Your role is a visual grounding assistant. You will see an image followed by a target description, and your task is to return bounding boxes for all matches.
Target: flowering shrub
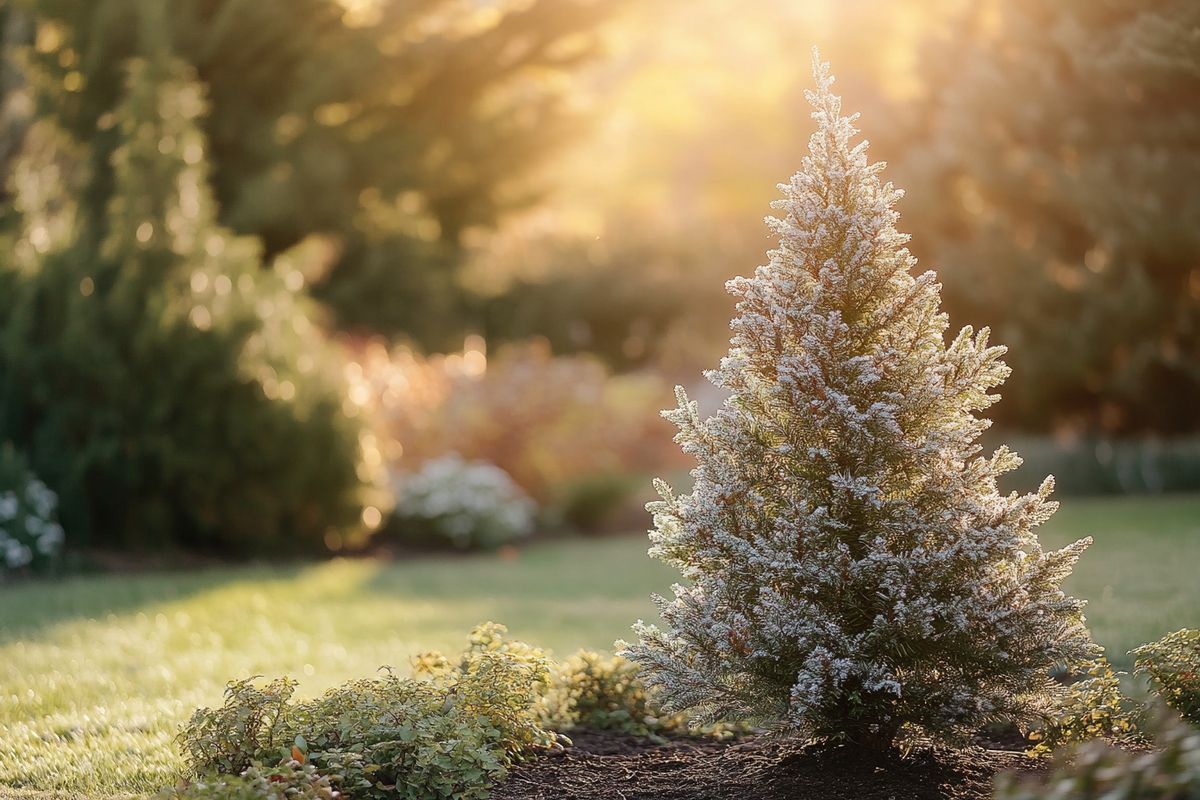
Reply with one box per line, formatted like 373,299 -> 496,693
179,623 -> 558,800
1026,658 -> 1138,756
344,337 -> 681,526
1133,629 -> 1200,726
0,445 -> 65,576
996,712 -> 1200,800
392,455 -> 535,549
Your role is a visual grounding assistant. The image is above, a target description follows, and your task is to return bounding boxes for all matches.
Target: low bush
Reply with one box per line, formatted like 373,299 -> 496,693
541,652 -> 740,740
180,677 -> 297,776
179,623 -> 558,800
995,712 -> 1200,800
542,652 -> 673,736
1133,630 -> 1200,726
0,444 -> 65,577
391,455 -> 536,549
554,473 -> 644,534
159,760 -> 338,800
1026,658 -> 1139,756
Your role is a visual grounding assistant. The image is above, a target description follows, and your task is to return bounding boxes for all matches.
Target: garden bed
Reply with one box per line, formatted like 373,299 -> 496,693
495,731 -> 1042,800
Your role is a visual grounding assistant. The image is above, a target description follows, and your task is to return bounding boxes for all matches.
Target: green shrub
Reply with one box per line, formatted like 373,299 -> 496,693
995,712 -> 1200,800
0,444 -> 65,577
179,677 -> 297,776
159,760 -> 338,800
555,473 -> 641,534
1133,630 -> 1200,726
542,652 -> 682,737
283,672 -> 506,800
179,623 -> 558,800
0,55 -> 369,555
1026,658 -> 1138,756
408,622 -> 559,758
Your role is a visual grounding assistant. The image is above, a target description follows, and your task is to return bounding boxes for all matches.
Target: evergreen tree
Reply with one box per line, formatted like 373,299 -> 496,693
903,0 -> 1200,434
0,26 -> 367,552
621,54 -> 1096,749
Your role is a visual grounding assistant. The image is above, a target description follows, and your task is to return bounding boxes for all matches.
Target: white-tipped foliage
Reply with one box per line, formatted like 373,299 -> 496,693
621,53 -> 1096,748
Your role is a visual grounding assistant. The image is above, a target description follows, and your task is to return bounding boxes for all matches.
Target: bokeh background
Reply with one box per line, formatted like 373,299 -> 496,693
3,0 -> 1198,566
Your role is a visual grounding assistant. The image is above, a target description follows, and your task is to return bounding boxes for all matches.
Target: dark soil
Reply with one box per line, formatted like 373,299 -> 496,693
494,730 -> 1043,800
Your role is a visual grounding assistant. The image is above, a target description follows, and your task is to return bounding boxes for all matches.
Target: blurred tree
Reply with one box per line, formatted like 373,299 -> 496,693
15,0 -> 623,347
0,14 -> 369,553
905,0 -> 1200,434
473,229 -> 699,371
0,4 -> 34,214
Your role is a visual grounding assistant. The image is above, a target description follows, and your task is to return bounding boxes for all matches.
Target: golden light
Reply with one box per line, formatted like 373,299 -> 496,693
361,505 -> 383,529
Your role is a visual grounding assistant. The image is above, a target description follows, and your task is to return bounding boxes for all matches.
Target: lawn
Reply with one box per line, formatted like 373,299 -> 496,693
1,493 -> 1198,800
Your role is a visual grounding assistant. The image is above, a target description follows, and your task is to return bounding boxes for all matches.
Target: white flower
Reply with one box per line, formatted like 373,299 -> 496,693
0,470 -> 65,573
393,455 -> 535,548
4,540 -> 32,569
37,523 -> 65,555
0,492 -> 17,522
25,480 -> 57,519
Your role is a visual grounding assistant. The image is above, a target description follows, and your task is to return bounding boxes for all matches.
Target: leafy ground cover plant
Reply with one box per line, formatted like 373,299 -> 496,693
180,677 -> 297,776
621,51 -> 1096,750
1026,658 -> 1138,756
1133,629 -> 1200,727
178,624 -> 557,800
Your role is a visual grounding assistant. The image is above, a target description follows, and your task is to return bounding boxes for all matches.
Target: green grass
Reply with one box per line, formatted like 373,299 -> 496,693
2,494 -> 1198,800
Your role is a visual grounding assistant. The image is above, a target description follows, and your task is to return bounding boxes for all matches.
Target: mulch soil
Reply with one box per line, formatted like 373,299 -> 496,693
494,730 -> 1043,800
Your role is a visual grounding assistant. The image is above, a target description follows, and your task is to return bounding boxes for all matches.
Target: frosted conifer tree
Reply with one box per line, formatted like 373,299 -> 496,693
621,52 -> 1097,750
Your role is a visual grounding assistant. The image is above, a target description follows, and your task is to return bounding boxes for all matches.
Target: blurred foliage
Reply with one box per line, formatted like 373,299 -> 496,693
467,0 -> 1200,438
996,436 -> 1200,496
555,472 -> 642,534
180,623 -> 558,800
0,41 -> 368,553
1133,630 -> 1200,727
13,0 -> 626,347
5,0 -> 1194,445
468,218 -> 712,372
347,337 -> 683,511
996,710 -> 1200,800
905,0 -> 1200,434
